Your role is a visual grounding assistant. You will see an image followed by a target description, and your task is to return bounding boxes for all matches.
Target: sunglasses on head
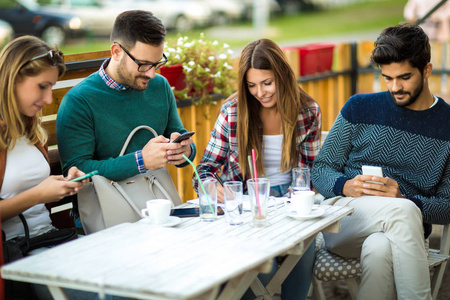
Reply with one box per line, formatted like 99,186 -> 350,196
28,50 -> 64,66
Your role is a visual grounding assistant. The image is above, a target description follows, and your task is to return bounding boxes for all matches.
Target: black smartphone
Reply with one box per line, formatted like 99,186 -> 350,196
171,131 -> 195,143
171,207 -> 199,217
170,207 -> 224,217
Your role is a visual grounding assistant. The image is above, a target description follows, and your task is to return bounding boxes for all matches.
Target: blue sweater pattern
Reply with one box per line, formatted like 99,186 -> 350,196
312,91 -> 450,228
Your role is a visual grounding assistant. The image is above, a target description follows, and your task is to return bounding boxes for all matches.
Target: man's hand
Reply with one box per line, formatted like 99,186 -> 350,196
141,134 -> 193,170
342,175 -> 404,198
141,135 -> 172,170
167,132 -> 193,165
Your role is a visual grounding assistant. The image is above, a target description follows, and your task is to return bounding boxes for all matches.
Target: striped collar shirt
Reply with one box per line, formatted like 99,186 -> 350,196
98,58 -> 129,91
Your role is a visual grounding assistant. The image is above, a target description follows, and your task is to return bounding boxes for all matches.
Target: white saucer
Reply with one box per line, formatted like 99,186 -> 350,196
140,216 -> 181,227
286,207 -> 325,220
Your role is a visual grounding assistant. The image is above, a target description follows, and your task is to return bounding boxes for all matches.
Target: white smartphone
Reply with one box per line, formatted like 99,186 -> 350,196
362,165 -> 383,185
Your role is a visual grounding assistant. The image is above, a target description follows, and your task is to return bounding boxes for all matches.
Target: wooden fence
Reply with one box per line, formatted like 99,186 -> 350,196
46,41 -> 450,201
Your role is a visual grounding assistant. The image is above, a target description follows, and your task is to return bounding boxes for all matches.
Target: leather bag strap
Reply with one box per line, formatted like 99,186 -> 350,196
147,175 -> 172,200
110,182 -> 142,215
119,126 -> 158,157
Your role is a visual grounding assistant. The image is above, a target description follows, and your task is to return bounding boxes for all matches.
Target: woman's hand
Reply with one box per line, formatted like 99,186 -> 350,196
33,175 -> 84,204
0,167 -> 86,221
65,166 -> 89,183
217,184 -> 224,203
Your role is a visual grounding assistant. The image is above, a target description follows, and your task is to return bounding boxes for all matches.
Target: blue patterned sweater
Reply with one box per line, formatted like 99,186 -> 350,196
312,91 -> 450,236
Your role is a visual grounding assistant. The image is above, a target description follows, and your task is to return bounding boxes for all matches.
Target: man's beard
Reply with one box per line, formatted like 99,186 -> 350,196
117,59 -> 150,91
390,80 -> 423,108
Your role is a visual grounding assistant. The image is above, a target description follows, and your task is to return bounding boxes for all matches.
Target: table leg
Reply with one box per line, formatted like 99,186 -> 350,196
252,235 -> 316,298
47,285 -> 69,300
218,270 -> 259,300
250,278 -> 273,300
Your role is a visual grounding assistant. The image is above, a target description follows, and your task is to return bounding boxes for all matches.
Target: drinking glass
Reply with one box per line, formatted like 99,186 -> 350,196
198,178 -> 217,222
247,178 -> 277,227
223,181 -> 244,225
292,167 -> 311,192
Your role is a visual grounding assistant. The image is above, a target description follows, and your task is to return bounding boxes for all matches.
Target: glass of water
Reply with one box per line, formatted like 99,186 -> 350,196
223,181 -> 244,225
292,167 -> 311,192
198,178 -> 218,222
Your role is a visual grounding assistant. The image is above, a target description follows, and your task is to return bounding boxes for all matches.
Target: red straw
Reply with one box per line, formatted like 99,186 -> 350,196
251,149 -> 262,217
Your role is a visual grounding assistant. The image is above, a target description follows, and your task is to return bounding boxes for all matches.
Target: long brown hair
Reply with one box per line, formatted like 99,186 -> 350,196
0,36 -> 65,151
236,39 -> 314,178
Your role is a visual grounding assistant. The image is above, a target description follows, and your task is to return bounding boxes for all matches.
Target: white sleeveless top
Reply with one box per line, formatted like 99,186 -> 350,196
1,137 -> 53,240
262,135 -> 292,186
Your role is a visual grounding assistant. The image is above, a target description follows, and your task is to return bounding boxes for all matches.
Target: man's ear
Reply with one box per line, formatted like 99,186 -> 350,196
423,62 -> 433,79
111,43 -> 122,61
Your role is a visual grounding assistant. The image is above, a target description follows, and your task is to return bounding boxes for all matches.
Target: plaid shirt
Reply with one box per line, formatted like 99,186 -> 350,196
98,58 -> 129,91
194,97 -> 322,192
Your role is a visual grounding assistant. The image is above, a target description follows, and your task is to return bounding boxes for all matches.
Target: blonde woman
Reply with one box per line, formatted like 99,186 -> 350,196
0,36 -> 91,299
195,38 -> 322,300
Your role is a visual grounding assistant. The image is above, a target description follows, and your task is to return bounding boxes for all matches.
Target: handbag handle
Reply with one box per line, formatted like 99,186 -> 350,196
119,126 -> 158,157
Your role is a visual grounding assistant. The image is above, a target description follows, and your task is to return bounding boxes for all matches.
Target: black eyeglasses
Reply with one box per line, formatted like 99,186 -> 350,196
28,50 -> 64,66
115,43 -> 168,72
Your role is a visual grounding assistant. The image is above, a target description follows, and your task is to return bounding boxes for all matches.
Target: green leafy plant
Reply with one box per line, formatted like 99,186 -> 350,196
164,33 -> 236,104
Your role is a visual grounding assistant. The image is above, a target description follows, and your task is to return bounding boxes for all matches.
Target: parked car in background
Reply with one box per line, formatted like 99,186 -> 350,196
103,0 -> 211,32
241,0 -> 281,20
0,19 -> 13,48
200,0 -> 246,26
37,0 -> 124,37
0,0 -> 85,45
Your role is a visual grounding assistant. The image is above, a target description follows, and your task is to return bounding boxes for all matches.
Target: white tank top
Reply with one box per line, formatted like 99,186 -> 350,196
262,135 -> 292,186
1,137 -> 53,240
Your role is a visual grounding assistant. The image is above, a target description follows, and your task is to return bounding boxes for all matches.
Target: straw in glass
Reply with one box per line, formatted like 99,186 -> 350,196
251,149 -> 262,217
247,155 -> 255,180
182,154 -> 214,214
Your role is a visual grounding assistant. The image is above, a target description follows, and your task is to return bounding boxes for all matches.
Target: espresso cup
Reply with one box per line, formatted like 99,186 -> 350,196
289,190 -> 315,215
141,199 -> 172,225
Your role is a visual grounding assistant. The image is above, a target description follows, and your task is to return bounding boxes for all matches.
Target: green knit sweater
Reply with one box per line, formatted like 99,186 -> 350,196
56,72 -> 196,181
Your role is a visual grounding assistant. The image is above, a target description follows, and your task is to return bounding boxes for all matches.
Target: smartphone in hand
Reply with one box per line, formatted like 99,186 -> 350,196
362,165 -> 383,185
171,131 -> 195,143
69,170 -> 98,182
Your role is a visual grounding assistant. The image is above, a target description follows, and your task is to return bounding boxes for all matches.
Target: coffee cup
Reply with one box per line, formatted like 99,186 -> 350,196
141,199 -> 172,225
289,190 -> 315,215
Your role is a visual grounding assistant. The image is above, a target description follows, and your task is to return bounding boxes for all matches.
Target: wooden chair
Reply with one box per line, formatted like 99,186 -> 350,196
312,224 -> 450,300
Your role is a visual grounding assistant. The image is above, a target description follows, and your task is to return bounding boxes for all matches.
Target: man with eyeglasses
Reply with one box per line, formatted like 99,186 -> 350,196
56,10 -> 196,221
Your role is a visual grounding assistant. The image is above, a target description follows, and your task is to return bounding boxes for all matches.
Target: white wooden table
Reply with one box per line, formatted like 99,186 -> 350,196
1,204 -> 353,300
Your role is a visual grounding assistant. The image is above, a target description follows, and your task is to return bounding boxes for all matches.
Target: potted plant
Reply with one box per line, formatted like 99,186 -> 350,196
161,33 -> 236,104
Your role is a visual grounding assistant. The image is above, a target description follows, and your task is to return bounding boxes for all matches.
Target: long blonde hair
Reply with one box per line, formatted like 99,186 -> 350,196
236,39 -> 315,178
0,36 -> 65,151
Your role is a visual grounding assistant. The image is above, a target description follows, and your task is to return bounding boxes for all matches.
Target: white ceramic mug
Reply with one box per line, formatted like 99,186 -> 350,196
288,190 -> 315,215
141,199 -> 172,225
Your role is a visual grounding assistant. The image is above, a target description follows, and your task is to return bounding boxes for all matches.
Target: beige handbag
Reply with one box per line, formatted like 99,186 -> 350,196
77,126 -> 182,234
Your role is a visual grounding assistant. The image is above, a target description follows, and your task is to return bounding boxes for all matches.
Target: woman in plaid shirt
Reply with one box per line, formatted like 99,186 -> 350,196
194,39 -> 322,299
